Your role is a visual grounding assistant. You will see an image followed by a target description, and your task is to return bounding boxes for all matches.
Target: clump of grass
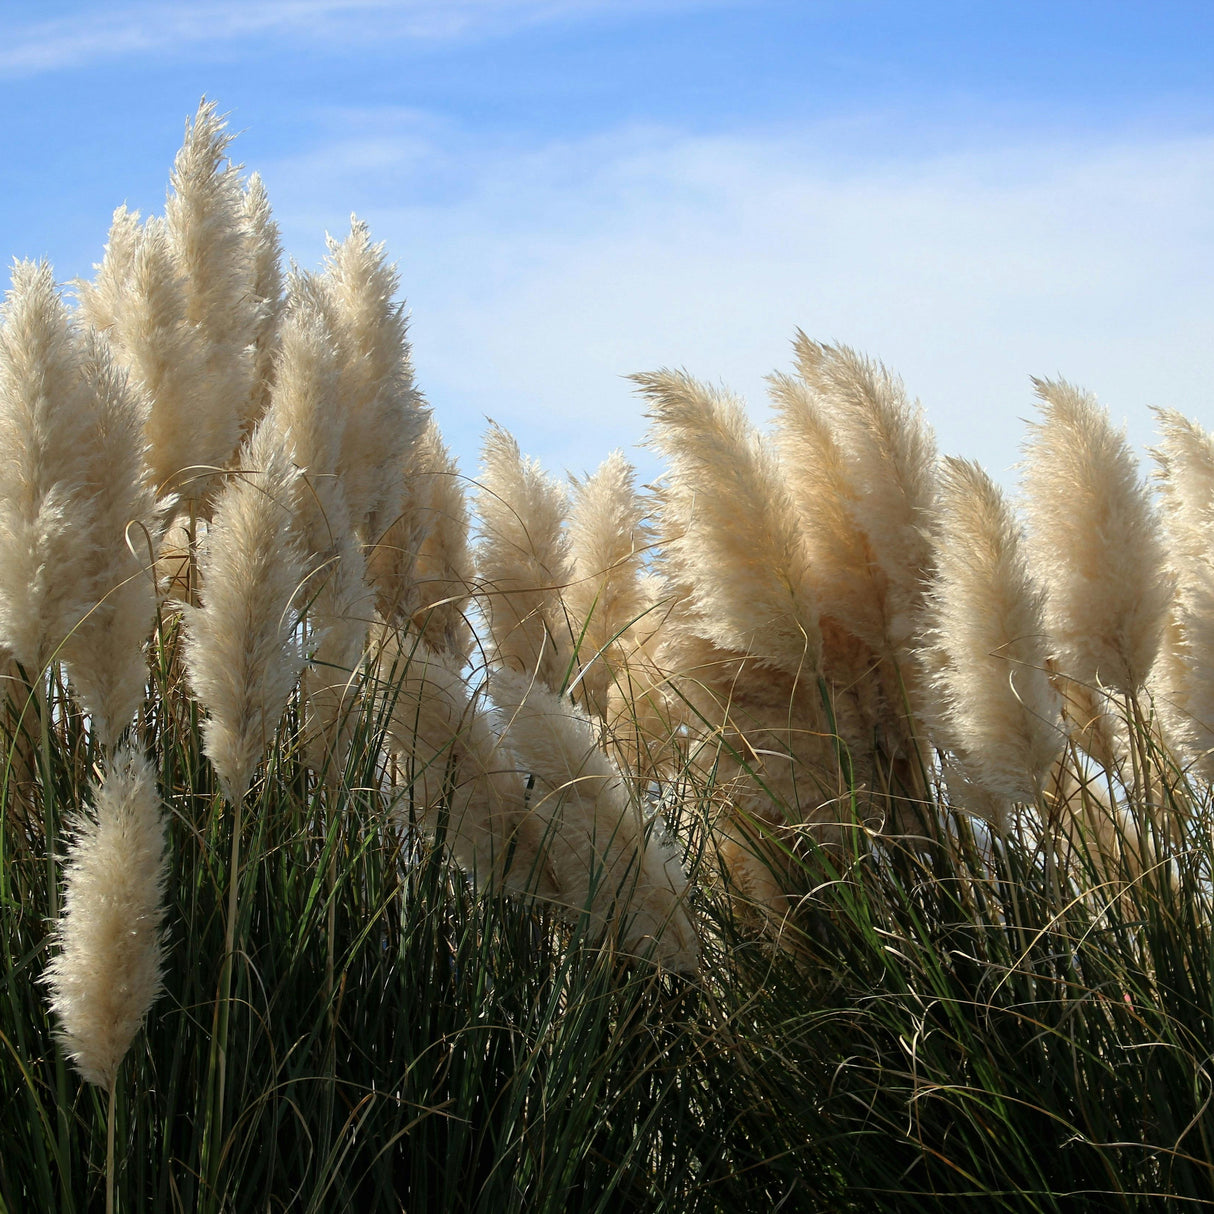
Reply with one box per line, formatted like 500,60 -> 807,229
5,98 -> 1214,1214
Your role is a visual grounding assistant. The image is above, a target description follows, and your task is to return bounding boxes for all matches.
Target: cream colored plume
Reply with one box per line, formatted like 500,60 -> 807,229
636,368 -> 821,680
790,335 -> 936,659
1021,378 -> 1172,695
0,262 -> 157,690
924,456 -> 1063,807
0,260 -> 96,672
492,669 -> 699,973
768,368 -> 888,655
77,214 -> 212,502
184,422 -> 308,800
565,451 -> 654,720
1153,407 -> 1214,566
1152,409 -> 1214,776
242,172 -> 285,431
261,294 -> 372,774
382,639 -> 557,897
164,100 -> 259,462
310,220 -> 428,542
44,747 -> 169,1091
476,423 -> 576,692
59,332 -> 160,747
368,417 -> 473,662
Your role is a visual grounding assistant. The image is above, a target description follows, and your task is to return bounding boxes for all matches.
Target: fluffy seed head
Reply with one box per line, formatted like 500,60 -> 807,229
476,423 -> 576,691
1021,378 -> 1172,694
44,747 -> 169,1091
637,368 -> 821,679
492,669 -> 698,972
925,456 -> 1064,803
184,421 -> 308,799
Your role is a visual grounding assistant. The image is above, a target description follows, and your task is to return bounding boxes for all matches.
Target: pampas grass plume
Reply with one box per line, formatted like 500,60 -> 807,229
1152,409 -> 1214,774
59,331 -> 160,747
44,747 -> 169,1091
1022,378 -> 1172,694
383,638 -> 558,897
636,368 -> 821,679
476,423 -> 575,691
184,421 -> 307,800
926,456 -> 1063,805
0,262 -> 118,673
565,451 -> 653,718
792,335 -> 936,656
492,668 -> 698,972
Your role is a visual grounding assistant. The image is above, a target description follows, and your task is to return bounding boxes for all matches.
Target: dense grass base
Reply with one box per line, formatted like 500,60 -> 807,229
4,653 -> 1214,1212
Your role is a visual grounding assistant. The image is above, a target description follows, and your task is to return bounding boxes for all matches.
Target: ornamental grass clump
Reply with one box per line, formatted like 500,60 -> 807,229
13,96 -> 1214,1214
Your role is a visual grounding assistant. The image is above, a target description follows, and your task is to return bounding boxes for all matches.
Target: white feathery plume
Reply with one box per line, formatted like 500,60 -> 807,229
163,100 -> 257,481
0,262 -> 114,674
924,456 -> 1064,807
476,423 -> 576,692
184,421 -> 307,800
313,220 -> 427,542
492,669 -> 699,973
368,417 -> 473,661
382,638 -> 558,898
635,368 -> 821,680
304,520 -> 375,777
791,335 -> 936,659
1153,408 -> 1214,567
44,746 -> 169,1091
768,367 -> 888,654
241,172 -> 284,433
59,331 -> 160,748
1021,377 -> 1172,695
565,451 -> 653,720
78,214 -> 212,502
74,206 -> 143,335
261,293 -> 372,774
1152,409 -> 1214,775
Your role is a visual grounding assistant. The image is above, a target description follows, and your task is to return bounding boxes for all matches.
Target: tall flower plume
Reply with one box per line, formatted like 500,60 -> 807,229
44,747 -> 169,1091
184,421 -> 307,800
1021,378 -> 1172,696
924,456 -> 1063,810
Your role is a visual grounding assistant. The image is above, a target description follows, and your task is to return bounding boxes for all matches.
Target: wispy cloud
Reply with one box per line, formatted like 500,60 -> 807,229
262,114 -> 1214,483
0,0 -> 721,76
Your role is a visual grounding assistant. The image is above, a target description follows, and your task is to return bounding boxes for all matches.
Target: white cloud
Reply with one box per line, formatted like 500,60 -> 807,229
264,117 -> 1214,485
0,0 -> 722,76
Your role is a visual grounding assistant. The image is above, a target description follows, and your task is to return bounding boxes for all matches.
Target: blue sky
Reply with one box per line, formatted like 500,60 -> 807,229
3,0 -> 1213,486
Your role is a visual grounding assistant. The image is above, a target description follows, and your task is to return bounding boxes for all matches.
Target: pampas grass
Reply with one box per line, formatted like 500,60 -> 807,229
1022,377 -> 1172,697
383,637 -> 558,898
1153,409 -> 1214,777
924,456 -> 1063,809
184,420 -> 307,801
16,98 -> 1214,1213
476,422 -> 576,691
565,450 -> 653,721
163,100 -> 258,476
58,331 -> 159,749
368,417 -> 474,661
77,213 -> 213,503
0,261 -> 108,675
636,368 -> 821,680
44,746 -> 168,1092
791,333 -> 937,661
491,668 -> 698,972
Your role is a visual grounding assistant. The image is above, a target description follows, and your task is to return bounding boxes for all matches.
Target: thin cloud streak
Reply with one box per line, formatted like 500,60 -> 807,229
0,0 -> 721,76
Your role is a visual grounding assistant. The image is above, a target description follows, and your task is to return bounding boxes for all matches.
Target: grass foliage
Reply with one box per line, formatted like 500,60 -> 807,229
6,640 -> 1214,1210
